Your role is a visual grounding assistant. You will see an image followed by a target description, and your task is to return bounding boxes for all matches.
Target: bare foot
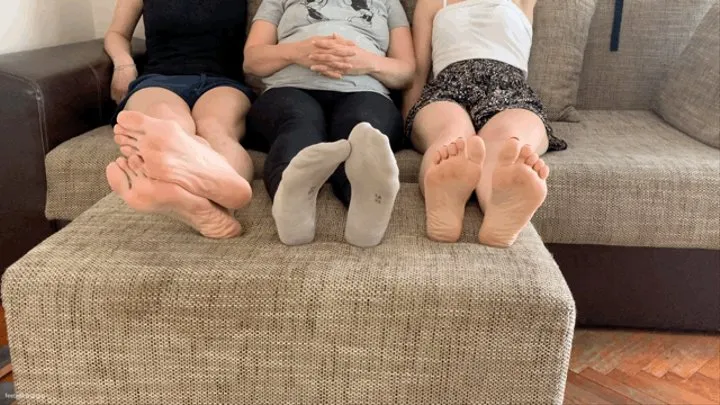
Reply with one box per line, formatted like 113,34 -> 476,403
115,111 -> 252,209
106,157 -> 242,239
113,123 -> 211,158
478,139 -> 548,247
424,136 -> 485,242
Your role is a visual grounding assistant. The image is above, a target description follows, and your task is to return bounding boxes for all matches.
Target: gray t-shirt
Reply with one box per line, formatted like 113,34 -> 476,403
254,0 -> 409,96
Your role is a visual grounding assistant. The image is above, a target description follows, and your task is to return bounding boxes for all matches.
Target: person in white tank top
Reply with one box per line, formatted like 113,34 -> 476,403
403,0 -> 566,247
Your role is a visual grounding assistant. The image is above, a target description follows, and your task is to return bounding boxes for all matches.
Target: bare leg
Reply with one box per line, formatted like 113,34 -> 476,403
191,87 -> 255,183
411,102 -> 483,242
475,109 -> 550,247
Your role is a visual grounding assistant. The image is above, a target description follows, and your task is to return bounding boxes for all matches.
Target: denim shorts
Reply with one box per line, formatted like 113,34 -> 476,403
112,73 -> 256,124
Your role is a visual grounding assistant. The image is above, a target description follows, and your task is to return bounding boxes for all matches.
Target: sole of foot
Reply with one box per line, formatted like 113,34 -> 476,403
478,138 -> 548,247
115,110 -> 252,210
113,123 -> 211,158
423,136 -> 486,242
106,156 -> 242,239
344,122 -> 400,248
272,140 -> 352,246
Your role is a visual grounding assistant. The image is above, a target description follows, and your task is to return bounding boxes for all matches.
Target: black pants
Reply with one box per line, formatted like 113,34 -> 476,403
247,88 -> 404,206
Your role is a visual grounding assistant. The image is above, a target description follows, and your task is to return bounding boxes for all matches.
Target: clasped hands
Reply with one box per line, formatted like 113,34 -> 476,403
298,33 -> 376,79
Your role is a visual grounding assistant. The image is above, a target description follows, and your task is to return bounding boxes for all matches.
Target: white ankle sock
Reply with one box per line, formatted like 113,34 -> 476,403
272,140 -> 351,245
344,123 -> 400,248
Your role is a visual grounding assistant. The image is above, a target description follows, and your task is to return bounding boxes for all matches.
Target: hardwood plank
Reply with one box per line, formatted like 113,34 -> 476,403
642,339 -> 689,378
617,333 -> 678,376
608,370 -> 717,405
0,372 -> 12,383
585,331 -> 640,374
698,355 -> 720,380
564,376 -> 614,405
566,371 -> 640,404
664,372 -> 720,404
668,335 -> 720,379
570,330 -> 619,373
580,368 -> 665,404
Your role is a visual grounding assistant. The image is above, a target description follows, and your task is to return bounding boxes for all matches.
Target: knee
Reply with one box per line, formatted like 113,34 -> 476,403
195,117 -> 238,140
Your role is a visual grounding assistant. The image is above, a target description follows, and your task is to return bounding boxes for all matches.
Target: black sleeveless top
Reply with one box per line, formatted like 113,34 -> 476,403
143,0 -> 247,81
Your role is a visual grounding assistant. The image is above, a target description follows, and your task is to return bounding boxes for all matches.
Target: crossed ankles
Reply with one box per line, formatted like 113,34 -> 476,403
108,110 -> 252,238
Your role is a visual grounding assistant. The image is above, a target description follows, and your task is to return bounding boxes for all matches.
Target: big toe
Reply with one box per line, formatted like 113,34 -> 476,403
106,161 -> 130,194
116,111 -> 148,133
465,136 -> 486,164
498,138 -> 522,165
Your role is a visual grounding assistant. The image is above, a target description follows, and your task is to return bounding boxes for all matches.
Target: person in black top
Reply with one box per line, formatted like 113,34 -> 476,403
105,0 -> 255,239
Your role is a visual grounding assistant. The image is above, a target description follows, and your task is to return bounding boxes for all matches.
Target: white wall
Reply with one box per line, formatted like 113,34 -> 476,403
0,0 -> 96,54
91,0 -> 145,39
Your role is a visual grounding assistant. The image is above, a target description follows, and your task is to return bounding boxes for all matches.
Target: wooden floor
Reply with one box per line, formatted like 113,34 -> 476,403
0,306 -> 718,404
566,329 -> 719,404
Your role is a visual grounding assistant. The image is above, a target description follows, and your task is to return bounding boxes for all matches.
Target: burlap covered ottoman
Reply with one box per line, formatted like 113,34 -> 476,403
3,182 -> 575,404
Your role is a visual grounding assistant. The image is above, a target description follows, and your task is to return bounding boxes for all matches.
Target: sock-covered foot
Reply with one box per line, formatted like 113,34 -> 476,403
115,110 -> 252,210
424,136 -> 485,242
272,140 -> 352,246
106,157 -> 242,238
478,139 -> 548,247
344,123 -> 400,248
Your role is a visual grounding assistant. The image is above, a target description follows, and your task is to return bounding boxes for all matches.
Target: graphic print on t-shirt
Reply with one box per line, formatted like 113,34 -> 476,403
303,0 -> 376,25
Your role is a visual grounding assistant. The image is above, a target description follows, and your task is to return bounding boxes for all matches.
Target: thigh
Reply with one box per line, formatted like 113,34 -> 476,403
191,86 -> 252,141
124,87 -> 196,134
478,109 -> 548,154
327,92 -> 404,150
248,88 -> 327,147
411,101 -> 476,152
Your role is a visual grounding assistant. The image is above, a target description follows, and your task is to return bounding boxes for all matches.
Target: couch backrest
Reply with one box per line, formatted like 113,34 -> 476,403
247,0 -> 715,111
577,0 -> 714,110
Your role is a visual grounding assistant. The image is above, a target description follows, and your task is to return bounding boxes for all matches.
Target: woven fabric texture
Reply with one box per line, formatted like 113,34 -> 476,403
577,0 -> 715,110
527,0 -> 596,122
5,183 -> 575,404
654,2 -> 720,149
536,111 -> 720,249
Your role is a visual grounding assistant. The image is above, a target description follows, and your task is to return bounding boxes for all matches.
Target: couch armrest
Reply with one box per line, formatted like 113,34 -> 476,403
0,38 -> 145,273
0,38 -> 146,151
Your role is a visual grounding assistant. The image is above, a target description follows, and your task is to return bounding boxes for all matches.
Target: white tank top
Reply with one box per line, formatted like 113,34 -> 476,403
432,0 -> 533,77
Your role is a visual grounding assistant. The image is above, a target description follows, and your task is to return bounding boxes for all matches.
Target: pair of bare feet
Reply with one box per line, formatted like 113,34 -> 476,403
106,111 -> 252,238
424,136 -> 549,247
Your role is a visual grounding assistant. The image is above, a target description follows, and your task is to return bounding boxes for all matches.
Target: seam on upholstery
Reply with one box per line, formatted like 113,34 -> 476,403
0,70 -> 48,153
88,62 -> 105,123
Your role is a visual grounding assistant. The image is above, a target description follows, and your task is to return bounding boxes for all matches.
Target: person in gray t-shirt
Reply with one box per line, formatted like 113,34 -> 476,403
244,0 -> 415,248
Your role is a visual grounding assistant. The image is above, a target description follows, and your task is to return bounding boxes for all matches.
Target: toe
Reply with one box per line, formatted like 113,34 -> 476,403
532,160 -> 545,173
498,138 -> 521,166
439,145 -> 449,160
447,141 -> 459,156
116,157 -> 137,178
116,111 -> 147,133
128,155 -> 146,176
106,162 -> 131,194
525,153 -> 540,167
454,137 -> 466,153
518,144 -> 534,162
539,165 -> 550,180
466,136 -> 486,164
432,150 -> 442,164
119,145 -> 138,158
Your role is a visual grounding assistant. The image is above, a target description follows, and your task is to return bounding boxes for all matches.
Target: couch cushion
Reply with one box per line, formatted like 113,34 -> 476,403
536,110 -> 720,249
654,2 -> 720,149
577,0 -> 715,110
527,0 -> 596,122
6,183 -> 575,404
44,126 -> 423,221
